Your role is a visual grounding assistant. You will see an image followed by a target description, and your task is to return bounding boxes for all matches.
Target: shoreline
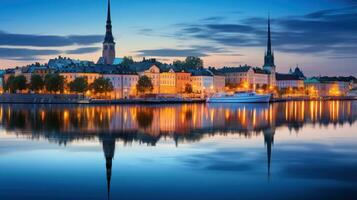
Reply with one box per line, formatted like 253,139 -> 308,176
0,94 -> 356,105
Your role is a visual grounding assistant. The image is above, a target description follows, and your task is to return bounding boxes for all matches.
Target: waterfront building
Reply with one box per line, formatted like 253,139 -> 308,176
276,73 -> 304,89
159,68 -> 177,94
129,59 -> 163,94
305,77 -> 353,97
59,67 -> 101,85
5,64 -> 52,84
103,70 -> 139,99
213,74 -> 225,93
190,69 -> 214,94
209,68 -> 226,93
219,66 -> 270,90
175,69 -> 191,94
252,68 -> 270,88
59,65 -> 139,99
220,66 -> 254,87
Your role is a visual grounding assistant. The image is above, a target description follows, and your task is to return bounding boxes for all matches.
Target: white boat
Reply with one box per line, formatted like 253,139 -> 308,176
207,92 -> 271,103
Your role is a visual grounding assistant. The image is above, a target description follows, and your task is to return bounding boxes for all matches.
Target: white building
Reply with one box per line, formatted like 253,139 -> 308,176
276,73 -> 304,89
190,69 -> 214,94
103,72 -> 139,99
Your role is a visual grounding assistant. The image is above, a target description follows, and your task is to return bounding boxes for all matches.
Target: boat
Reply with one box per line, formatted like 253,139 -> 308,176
207,92 -> 271,103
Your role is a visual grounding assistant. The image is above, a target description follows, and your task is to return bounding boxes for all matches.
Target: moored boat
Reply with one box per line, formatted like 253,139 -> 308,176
207,92 -> 271,103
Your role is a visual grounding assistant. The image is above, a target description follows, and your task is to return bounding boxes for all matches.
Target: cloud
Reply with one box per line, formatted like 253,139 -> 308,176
137,48 -> 208,57
0,31 -> 103,47
65,47 -> 100,54
158,6 -> 357,58
0,47 -> 61,61
0,46 -> 101,61
136,44 -> 240,58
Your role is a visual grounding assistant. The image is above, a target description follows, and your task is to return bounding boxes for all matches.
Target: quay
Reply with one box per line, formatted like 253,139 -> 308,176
0,94 -> 355,105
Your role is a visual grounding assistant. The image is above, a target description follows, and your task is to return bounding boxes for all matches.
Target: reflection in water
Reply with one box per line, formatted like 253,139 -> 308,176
0,101 -> 356,199
1,101 -> 355,144
101,135 -> 115,200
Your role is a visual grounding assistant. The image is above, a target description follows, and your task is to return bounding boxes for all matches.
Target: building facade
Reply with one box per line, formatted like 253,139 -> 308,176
103,73 -> 138,99
190,69 -> 214,94
213,75 -> 225,93
276,73 -> 304,89
175,70 -> 191,94
159,68 -> 176,94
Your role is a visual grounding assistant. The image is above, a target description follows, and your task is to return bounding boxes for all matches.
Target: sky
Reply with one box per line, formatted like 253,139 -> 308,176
0,0 -> 356,76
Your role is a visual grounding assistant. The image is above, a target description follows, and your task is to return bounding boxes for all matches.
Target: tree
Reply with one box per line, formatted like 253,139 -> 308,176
184,83 -> 193,94
173,56 -> 204,70
90,77 -> 113,94
68,77 -> 88,94
30,74 -> 44,92
14,75 -> 27,92
4,75 -> 16,93
185,56 -> 203,69
44,73 -> 65,93
121,56 -> 134,67
173,60 -> 185,68
136,75 -> 153,94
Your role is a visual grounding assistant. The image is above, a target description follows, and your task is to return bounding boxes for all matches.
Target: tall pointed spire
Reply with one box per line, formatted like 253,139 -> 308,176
267,15 -> 272,55
263,15 -> 275,72
104,0 -> 114,44
102,0 -> 116,65
107,0 -> 111,23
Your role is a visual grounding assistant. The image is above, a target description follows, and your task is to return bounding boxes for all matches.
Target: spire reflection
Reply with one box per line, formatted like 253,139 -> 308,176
0,101 -> 355,145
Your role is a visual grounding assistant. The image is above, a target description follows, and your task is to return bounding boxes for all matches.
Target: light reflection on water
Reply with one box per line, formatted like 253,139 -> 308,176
0,101 -> 357,200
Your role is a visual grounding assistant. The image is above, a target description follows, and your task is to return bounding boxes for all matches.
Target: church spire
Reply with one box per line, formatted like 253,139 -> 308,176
107,0 -> 111,23
267,15 -> 272,55
104,0 -> 114,44
263,15 -> 275,71
102,0 -> 116,65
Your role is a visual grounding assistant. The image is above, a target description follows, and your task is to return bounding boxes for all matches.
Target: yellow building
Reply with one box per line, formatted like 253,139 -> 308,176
160,68 -> 176,94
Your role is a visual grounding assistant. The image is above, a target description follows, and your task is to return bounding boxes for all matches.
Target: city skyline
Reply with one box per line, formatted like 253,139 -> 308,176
0,0 -> 357,76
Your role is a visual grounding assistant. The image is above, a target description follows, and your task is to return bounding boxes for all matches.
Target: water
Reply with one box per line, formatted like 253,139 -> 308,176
0,101 -> 357,200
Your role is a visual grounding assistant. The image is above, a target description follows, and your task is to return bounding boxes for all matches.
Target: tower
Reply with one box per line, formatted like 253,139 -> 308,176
102,0 -> 116,65
263,16 -> 276,86
263,16 -> 276,72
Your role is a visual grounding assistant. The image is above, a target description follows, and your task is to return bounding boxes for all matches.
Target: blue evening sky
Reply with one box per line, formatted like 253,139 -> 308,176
0,0 -> 356,76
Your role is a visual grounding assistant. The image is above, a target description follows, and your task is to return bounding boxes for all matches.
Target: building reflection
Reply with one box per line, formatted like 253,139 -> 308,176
0,101 -> 356,197
0,101 -> 356,144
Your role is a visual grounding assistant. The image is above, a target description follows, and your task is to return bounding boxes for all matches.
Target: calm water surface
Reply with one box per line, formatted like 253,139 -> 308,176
0,101 -> 357,200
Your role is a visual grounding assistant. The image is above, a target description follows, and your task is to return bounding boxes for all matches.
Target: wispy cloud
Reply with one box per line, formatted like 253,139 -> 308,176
145,6 -> 357,58
0,47 -> 61,61
65,47 -> 100,54
0,31 -> 103,47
